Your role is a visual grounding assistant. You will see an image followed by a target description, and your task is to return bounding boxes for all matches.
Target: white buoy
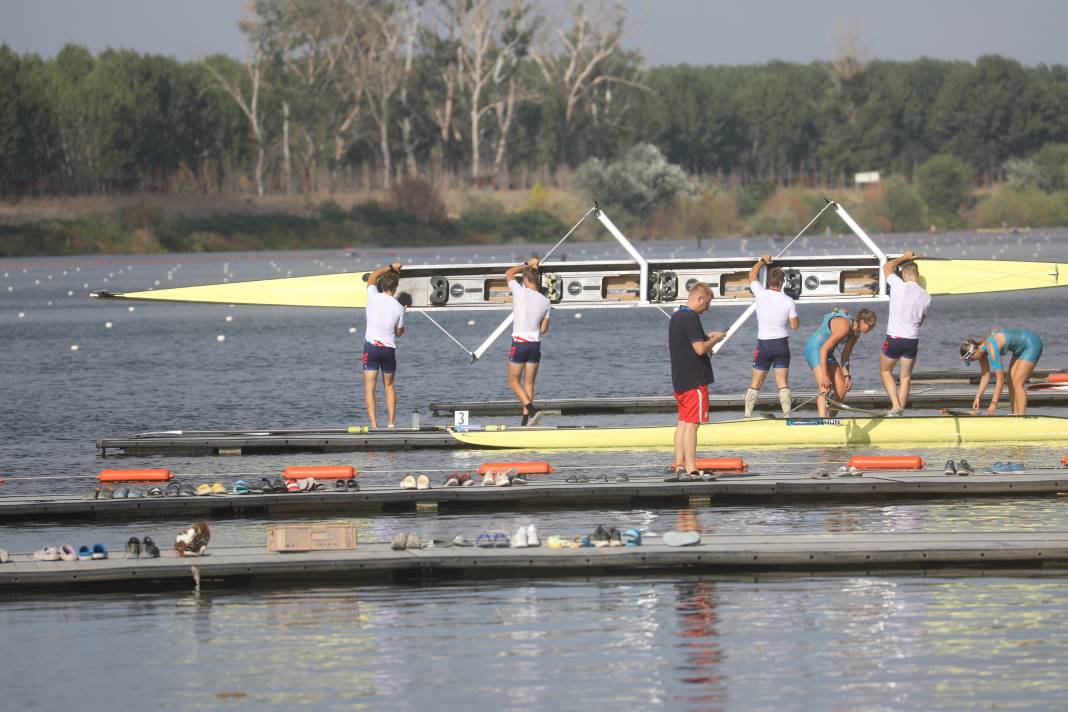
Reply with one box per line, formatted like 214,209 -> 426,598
225,315 -> 233,322
467,320 -> 476,326
17,312 -> 25,318
105,322 -> 113,329
34,279 -> 40,285
348,327 -> 357,334
70,344 -> 79,351
67,290 -> 74,296
216,334 -> 226,342
154,280 -> 160,286
6,286 -> 12,292
128,306 -> 135,312
46,301 -> 53,306
574,313 -> 583,319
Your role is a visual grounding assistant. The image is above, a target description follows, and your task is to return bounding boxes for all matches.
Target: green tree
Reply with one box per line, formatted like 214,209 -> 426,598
917,153 -> 973,217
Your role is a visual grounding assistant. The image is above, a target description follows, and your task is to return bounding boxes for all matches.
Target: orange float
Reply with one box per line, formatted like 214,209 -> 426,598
98,469 -> 173,482
1048,373 -> 1068,383
1062,454 -> 1068,466
847,455 -> 925,470
283,465 -> 357,480
478,461 -> 554,475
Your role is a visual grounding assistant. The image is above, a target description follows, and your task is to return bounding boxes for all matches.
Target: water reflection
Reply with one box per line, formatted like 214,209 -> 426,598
674,581 -> 724,707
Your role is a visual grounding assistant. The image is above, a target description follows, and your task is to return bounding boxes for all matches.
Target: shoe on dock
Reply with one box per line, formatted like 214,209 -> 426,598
957,459 -> 974,476
663,531 -> 701,547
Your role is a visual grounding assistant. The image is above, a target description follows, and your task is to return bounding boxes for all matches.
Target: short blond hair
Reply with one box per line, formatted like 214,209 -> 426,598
688,282 -> 712,299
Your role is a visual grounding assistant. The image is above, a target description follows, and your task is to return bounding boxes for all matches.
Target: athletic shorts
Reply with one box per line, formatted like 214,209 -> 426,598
508,339 -> 542,364
753,337 -> 791,372
674,384 -> 709,424
363,341 -> 397,373
804,338 -> 837,370
882,336 -> 919,360
1014,331 -> 1043,363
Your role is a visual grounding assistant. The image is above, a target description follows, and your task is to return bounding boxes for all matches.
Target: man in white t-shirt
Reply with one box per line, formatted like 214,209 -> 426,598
743,254 -> 800,417
505,257 -> 551,425
880,250 -> 930,415
363,262 -> 406,428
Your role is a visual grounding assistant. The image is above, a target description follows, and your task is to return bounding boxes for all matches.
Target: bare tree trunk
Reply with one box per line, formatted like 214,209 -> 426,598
282,101 -> 293,195
492,78 -> 517,182
254,144 -> 265,196
379,103 -> 392,189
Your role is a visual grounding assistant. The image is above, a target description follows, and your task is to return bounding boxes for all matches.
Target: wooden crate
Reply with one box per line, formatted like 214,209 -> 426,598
267,523 -> 358,552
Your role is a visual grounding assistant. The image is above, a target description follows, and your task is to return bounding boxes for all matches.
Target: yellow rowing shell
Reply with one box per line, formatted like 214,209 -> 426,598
450,415 -> 1068,450
90,258 -> 1068,309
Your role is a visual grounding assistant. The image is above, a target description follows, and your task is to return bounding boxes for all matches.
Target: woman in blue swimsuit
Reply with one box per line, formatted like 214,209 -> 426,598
960,329 -> 1043,415
804,307 -> 878,417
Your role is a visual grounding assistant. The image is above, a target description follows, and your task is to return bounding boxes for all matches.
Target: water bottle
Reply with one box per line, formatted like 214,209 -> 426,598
411,409 -> 421,430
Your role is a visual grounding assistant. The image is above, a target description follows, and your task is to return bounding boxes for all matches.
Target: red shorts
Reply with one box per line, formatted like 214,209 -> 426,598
674,385 -> 709,424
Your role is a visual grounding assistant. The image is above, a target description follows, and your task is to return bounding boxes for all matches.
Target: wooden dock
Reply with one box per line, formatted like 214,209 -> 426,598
3,468 -> 1066,523
430,386 -> 1068,417
3,531 -> 1066,592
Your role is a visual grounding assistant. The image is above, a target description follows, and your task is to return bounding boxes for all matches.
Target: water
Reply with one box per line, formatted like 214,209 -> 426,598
3,229 -> 1068,708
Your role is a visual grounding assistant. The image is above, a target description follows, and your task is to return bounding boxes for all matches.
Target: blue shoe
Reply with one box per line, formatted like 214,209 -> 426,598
231,480 -> 250,495
992,462 -> 1011,473
91,543 -> 108,560
475,533 -> 493,548
492,532 -> 509,548
1009,461 -> 1025,472
77,545 -> 92,561
622,528 -> 642,546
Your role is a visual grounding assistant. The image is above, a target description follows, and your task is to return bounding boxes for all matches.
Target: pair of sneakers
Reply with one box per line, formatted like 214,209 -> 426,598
125,537 -> 160,559
443,473 -> 474,487
510,524 -> 540,548
391,532 -> 422,550
943,459 -> 974,476
482,469 -> 524,486
400,474 -> 431,490
664,466 -> 717,482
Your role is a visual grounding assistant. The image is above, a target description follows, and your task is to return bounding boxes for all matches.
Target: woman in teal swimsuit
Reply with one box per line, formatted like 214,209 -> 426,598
804,308 -> 878,417
960,329 -> 1043,415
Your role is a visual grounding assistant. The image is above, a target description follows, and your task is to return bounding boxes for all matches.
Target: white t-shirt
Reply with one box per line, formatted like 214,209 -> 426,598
364,285 -> 405,348
510,280 -> 550,342
750,281 -> 798,340
886,273 -> 930,339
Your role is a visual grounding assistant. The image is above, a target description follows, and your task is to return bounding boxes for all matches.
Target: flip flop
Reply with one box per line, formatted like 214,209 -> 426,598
211,482 -> 226,494
663,531 -> 701,547
195,483 -> 213,496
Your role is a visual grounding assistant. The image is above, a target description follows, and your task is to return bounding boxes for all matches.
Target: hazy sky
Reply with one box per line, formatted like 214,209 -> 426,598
3,0 -> 1068,66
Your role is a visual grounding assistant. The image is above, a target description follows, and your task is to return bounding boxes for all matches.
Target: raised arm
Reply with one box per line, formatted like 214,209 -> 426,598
883,250 -> 916,278
748,254 -> 771,284
367,262 -> 402,290
506,257 -> 539,282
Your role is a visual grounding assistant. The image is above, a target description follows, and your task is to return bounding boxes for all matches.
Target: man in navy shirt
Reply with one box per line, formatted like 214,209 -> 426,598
669,282 -> 726,480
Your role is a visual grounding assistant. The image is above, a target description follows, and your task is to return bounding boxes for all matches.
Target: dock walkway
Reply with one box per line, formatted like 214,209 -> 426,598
3,468 -> 1065,523
3,531 -> 1066,593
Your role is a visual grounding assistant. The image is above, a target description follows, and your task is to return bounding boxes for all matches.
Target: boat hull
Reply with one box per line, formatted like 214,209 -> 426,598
450,415 -> 1068,450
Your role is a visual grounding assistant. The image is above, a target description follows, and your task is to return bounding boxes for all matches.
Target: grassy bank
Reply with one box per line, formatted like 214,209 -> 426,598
1,181 -> 1067,258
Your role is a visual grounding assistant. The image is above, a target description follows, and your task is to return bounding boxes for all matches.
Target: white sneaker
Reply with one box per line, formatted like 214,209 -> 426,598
511,527 -> 529,548
525,524 -> 540,547
495,471 -> 511,487
482,472 -> 496,486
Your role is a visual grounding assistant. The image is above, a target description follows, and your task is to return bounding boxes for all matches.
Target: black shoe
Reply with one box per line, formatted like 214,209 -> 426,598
125,537 -> 141,559
956,459 -> 973,476
944,460 -> 957,476
591,525 -> 611,544
521,412 -> 529,426
141,537 -> 160,558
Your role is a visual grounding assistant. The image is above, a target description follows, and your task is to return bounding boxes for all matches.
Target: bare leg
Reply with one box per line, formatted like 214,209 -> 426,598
879,353 -> 901,411
773,368 -> 789,389
682,421 -> 699,473
897,356 -> 916,410
828,364 -> 846,418
812,366 -> 829,417
508,362 -> 530,412
674,421 -> 686,470
524,362 -> 540,404
749,369 -> 769,389
363,369 -> 380,428
1011,358 -> 1037,415
382,371 -> 397,426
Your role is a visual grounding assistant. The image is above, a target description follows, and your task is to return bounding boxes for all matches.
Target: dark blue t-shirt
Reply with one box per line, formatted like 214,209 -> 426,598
669,307 -> 713,392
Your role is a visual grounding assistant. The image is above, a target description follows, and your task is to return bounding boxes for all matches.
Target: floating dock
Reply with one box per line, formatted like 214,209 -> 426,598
3,531 -> 1066,592
431,387 -> 1068,417
3,468 -> 1066,523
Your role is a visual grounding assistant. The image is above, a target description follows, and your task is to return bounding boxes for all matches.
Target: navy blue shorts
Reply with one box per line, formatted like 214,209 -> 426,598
363,341 -> 397,373
882,336 -> 919,360
508,339 -> 542,364
753,337 -> 791,372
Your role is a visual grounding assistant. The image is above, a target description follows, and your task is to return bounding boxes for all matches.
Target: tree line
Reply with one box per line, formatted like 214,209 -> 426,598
2,0 -> 1068,198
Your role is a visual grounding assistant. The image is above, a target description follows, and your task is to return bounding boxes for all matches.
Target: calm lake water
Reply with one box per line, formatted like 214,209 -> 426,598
2,226 -> 1068,709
